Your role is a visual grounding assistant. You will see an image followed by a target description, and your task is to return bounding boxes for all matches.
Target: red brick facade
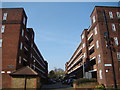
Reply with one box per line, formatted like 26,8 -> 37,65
0,8 -> 48,88
65,6 -> 120,88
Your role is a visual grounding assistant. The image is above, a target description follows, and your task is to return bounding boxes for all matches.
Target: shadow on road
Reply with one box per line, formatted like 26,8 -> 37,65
41,82 -> 73,90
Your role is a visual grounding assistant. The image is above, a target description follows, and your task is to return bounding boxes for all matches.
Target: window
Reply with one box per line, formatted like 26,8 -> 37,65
7,71 -> 12,74
99,70 -> 102,79
112,24 -> 116,31
0,39 -> 3,48
92,16 -> 96,23
20,42 -> 23,50
98,54 -> 101,63
117,52 -> 120,61
117,12 -> 120,18
1,25 -> 5,33
96,40 -> 99,49
19,56 -> 22,64
23,17 -> 26,25
22,29 -> 24,37
83,43 -> 85,48
84,53 -> 86,58
3,13 -> 8,20
0,71 -> 5,74
114,37 -> 119,46
82,34 -> 84,39
94,27 -> 97,35
109,11 -> 113,19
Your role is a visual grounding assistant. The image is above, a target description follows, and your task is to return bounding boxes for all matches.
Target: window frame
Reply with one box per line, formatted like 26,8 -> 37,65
112,24 -> 116,31
23,17 -> 26,25
94,27 -> 97,35
109,11 -> 113,19
92,16 -> 96,23
3,13 -> 8,20
1,25 -> 5,33
19,56 -> 22,64
98,54 -> 101,64
99,69 -> 103,79
20,42 -> 23,50
0,39 -> 3,48
117,52 -> 120,61
96,40 -> 99,49
117,12 -> 120,18
114,37 -> 119,46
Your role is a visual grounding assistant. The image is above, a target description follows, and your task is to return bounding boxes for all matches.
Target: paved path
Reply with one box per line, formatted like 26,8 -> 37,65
41,82 -> 73,90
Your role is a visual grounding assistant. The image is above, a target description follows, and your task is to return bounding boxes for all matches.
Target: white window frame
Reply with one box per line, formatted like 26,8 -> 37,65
1,71 -> 5,74
109,11 -> 113,19
117,12 -> 120,18
117,52 -> 120,61
0,39 -> 3,48
20,42 -> 23,50
98,54 -> 101,63
83,43 -> 85,48
1,25 -> 5,33
19,56 -> 22,64
82,34 -> 84,39
114,37 -> 119,46
112,24 -> 116,31
3,13 -> 8,20
99,70 -> 102,79
94,27 -> 97,35
7,71 -> 12,74
92,16 -> 96,23
22,29 -> 24,37
84,53 -> 86,58
23,17 -> 26,25
96,40 -> 99,49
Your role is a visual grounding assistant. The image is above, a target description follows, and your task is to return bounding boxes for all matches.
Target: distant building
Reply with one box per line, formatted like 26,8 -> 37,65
65,6 -> 120,88
0,8 -> 48,88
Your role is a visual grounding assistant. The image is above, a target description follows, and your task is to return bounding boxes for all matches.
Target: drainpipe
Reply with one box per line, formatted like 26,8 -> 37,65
83,62 -> 85,78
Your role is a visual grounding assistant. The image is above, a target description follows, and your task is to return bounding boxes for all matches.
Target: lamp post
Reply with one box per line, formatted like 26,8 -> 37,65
103,10 -> 117,88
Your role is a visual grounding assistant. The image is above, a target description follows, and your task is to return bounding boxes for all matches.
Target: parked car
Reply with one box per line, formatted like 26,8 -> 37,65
67,78 -> 76,86
61,79 -> 68,84
48,79 -> 56,84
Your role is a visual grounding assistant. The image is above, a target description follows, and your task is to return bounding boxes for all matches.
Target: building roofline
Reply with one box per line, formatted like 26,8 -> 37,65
0,8 -> 24,10
90,6 -> 120,17
81,29 -> 88,36
1,8 -> 28,18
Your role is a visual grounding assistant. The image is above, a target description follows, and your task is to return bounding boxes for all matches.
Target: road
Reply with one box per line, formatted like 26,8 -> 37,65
41,82 -> 73,90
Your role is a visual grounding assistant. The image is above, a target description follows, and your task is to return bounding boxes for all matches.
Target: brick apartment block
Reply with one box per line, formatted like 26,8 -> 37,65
65,6 -> 120,88
0,8 -> 48,88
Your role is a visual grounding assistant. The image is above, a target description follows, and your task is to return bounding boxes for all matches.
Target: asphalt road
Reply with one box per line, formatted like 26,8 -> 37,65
41,82 -> 73,90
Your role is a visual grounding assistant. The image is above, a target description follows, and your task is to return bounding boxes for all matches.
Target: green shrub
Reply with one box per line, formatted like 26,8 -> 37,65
95,84 -> 105,89
74,78 -> 97,85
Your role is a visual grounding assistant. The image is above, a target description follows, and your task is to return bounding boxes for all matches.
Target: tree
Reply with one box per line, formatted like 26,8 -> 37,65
48,68 -> 65,81
48,70 -> 56,79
